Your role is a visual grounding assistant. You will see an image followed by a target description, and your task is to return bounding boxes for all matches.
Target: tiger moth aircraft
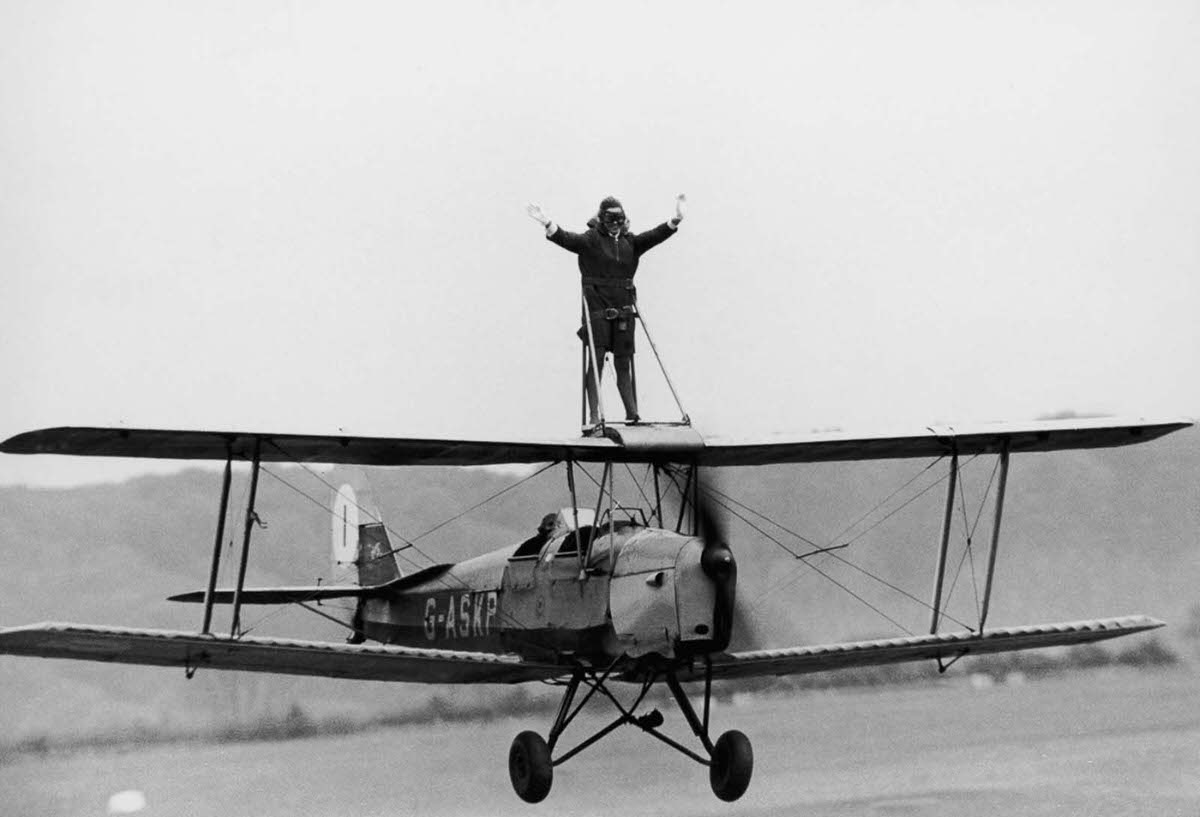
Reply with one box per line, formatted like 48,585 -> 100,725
0,412 -> 1189,803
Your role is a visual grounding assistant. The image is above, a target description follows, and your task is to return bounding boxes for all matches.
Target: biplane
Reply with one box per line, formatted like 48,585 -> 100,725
0,412 -> 1188,802
0,284 -> 1191,803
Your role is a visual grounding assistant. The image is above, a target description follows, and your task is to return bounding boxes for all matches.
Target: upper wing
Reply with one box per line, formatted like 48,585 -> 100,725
684,615 -> 1163,682
0,426 -> 622,465
0,417 -> 1190,466
692,416 -> 1192,465
0,622 -> 564,684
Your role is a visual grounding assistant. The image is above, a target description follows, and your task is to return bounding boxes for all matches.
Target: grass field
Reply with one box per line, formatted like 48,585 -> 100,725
3,668 -> 1197,817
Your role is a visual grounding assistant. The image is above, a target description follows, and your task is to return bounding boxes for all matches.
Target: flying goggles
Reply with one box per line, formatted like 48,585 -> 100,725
600,208 -> 626,228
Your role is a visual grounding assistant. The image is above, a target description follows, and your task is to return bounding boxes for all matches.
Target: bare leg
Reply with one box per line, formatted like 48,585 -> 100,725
614,354 -> 638,421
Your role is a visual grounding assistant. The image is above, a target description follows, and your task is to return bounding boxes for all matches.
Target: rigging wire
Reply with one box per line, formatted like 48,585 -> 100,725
836,456 -> 977,549
748,458 -> 958,606
943,455 -> 1001,624
263,440 -> 425,566
707,485 -> 972,631
621,462 -> 657,524
822,456 -> 945,548
258,465 -> 424,575
408,461 -> 560,544
238,457 -> 561,641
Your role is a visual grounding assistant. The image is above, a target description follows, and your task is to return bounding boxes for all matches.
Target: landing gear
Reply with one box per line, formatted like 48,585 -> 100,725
507,660 -> 754,803
709,729 -> 754,801
508,730 -> 553,803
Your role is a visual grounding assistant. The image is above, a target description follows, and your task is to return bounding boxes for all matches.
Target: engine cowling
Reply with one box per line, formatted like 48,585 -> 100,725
608,533 -> 717,658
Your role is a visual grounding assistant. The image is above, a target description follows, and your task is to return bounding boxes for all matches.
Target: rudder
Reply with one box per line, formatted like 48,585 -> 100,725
331,484 -> 403,587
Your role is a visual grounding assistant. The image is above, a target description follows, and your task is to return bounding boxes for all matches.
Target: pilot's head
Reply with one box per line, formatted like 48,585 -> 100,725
597,196 -> 627,236
538,513 -> 557,534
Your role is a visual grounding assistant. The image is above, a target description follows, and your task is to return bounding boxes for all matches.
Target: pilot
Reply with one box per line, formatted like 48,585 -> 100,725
526,194 -> 686,426
514,512 -> 559,558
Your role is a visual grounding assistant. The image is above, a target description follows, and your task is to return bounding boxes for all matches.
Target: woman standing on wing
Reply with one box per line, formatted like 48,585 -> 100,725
527,194 -> 686,426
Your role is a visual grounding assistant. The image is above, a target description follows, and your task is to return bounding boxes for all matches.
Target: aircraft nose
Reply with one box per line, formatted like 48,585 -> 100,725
701,543 -> 735,579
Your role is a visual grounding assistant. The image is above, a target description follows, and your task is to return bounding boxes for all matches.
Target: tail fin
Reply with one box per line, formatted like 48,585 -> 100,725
331,484 -> 403,587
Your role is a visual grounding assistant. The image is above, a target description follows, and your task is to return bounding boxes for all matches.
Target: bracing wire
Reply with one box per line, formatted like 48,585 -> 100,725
258,465 -> 425,575
706,485 -> 972,631
822,457 -> 946,548
238,455 -> 561,641
746,458 -> 957,607
943,455 -> 1001,624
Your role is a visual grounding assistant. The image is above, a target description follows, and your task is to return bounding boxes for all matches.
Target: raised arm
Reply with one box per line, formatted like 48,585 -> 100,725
527,202 -> 588,253
632,193 -> 686,254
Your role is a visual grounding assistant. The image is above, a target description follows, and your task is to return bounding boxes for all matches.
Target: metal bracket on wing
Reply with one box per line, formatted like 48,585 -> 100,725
598,423 -> 706,459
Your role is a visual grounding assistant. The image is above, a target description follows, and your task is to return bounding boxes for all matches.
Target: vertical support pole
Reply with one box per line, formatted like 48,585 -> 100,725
978,444 -> 1011,633
651,464 -> 663,527
567,460 -> 584,575
691,465 -> 701,536
566,460 -> 581,532
702,658 -> 712,733
581,293 -> 606,429
230,438 -> 263,638
674,465 -> 694,534
580,333 -> 587,428
607,461 -> 615,558
201,450 -> 234,635
929,452 -> 958,635
584,461 -> 612,569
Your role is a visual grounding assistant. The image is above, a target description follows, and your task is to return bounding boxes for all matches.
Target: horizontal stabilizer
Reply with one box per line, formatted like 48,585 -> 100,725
168,563 -> 453,605
0,622 -> 563,684
168,585 -> 379,605
691,615 -> 1164,682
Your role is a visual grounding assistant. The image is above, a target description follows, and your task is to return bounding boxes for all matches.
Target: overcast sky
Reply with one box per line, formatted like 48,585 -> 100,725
2,1 -> 1197,486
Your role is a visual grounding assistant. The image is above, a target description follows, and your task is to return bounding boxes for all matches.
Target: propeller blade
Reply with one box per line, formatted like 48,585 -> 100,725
695,473 -> 738,652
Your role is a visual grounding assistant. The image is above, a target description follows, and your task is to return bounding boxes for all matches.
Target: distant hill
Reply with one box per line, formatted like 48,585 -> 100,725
1,428 -> 1196,741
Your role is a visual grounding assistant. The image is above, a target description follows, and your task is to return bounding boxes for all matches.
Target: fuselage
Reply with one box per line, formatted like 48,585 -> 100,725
358,519 -> 721,668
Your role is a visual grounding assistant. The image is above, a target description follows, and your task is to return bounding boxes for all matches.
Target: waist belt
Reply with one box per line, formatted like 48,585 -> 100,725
590,305 -> 637,321
582,276 -> 635,290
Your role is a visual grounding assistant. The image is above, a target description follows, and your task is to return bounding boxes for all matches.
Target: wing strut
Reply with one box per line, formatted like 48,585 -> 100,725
928,450 -> 958,634
201,448 -> 234,634
230,438 -> 263,637
978,442 -> 1011,632
926,442 -> 1012,637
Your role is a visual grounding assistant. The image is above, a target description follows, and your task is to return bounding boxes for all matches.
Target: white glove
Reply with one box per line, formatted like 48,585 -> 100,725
674,193 -> 686,223
526,203 -> 551,227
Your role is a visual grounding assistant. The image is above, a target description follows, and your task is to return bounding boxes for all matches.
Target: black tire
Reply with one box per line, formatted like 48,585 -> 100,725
709,729 -> 753,802
509,730 -> 553,803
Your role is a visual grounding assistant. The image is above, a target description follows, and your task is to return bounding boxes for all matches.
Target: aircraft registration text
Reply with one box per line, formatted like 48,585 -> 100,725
423,591 -> 499,641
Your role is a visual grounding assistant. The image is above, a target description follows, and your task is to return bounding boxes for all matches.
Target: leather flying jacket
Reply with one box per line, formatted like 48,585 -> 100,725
547,219 -> 677,311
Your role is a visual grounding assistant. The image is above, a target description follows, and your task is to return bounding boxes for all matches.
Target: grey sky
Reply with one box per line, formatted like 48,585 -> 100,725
2,1 -> 1197,485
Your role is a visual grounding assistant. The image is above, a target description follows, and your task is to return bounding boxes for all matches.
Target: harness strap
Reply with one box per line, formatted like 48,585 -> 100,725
582,276 -> 635,289
588,305 -> 637,321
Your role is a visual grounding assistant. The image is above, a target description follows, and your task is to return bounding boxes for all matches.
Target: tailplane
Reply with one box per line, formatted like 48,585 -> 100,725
168,484 -> 405,610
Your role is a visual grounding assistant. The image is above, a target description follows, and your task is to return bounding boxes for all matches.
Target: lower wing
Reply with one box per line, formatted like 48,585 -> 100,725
695,615 -> 1162,681
0,622 -> 563,684
0,616 -> 1162,685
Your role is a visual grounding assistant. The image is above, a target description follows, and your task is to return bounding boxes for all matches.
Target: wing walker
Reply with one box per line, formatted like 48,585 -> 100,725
0,302 -> 1189,803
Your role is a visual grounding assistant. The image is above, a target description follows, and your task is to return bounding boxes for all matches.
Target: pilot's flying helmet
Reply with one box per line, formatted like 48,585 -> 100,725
596,196 -> 628,233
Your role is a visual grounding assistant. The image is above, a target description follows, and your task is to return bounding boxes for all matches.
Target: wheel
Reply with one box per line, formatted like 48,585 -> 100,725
509,730 -> 553,803
709,729 -> 753,802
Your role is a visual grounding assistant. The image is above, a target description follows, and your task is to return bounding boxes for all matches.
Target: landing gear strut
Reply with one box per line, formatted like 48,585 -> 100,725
507,660 -> 753,803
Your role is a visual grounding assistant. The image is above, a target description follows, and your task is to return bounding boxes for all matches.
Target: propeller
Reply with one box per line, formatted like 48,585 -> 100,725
695,474 -> 739,653
694,474 -> 769,653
